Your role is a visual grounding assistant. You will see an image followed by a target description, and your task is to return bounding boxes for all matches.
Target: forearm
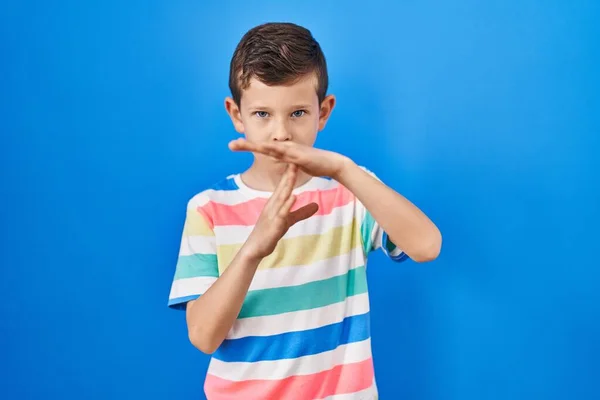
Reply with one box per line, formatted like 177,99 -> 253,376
336,159 -> 442,262
186,244 -> 262,353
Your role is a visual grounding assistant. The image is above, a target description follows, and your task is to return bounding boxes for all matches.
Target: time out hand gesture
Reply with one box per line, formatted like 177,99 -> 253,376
244,163 -> 319,259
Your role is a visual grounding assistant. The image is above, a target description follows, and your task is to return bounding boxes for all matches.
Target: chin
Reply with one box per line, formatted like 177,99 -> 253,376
266,156 -> 284,164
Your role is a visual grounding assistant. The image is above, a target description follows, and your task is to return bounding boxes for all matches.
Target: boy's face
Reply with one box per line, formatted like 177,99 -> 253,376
225,73 -> 335,166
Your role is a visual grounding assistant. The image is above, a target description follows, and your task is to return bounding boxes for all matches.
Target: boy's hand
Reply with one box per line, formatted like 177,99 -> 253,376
229,139 -> 350,179
243,163 -> 319,260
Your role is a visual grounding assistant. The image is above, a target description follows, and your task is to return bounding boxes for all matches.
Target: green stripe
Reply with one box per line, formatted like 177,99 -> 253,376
384,234 -> 397,253
174,254 -> 219,280
238,266 -> 368,319
361,211 -> 376,254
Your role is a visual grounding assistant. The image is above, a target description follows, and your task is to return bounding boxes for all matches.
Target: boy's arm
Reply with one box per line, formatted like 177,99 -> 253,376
336,159 -> 442,262
228,139 -> 442,263
184,164 -> 318,354
185,244 -> 262,354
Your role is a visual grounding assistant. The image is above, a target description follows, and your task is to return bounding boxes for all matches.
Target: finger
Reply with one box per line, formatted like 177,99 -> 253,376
228,139 -> 263,153
279,194 -> 296,217
229,140 -> 293,163
270,164 -> 296,205
256,143 -> 287,161
227,138 -> 245,150
277,164 -> 297,201
287,202 -> 319,225
229,139 -> 281,156
264,143 -> 295,160
265,144 -> 305,167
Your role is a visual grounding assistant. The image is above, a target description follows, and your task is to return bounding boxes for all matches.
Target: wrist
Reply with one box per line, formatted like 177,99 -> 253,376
238,241 -> 265,265
333,155 -> 357,183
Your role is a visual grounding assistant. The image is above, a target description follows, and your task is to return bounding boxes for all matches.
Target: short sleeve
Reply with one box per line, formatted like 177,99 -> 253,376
168,199 -> 219,310
357,167 -> 408,263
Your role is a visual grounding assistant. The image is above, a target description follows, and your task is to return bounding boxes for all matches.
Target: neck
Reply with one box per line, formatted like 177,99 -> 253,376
241,159 -> 312,192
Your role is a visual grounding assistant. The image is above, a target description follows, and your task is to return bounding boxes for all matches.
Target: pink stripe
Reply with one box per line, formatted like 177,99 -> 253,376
198,186 -> 354,228
204,358 -> 374,400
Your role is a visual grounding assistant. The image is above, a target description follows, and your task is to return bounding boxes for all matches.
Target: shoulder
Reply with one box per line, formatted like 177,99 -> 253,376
186,174 -> 243,209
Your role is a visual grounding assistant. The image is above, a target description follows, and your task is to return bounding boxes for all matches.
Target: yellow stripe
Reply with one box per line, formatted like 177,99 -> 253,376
183,208 -> 214,237
217,219 -> 362,274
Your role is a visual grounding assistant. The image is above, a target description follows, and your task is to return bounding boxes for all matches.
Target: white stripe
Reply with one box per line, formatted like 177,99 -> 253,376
389,245 -> 404,258
371,223 -> 383,250
213,202 -> 355,245
190,176 -> 340,207
318,383 -> 377,400
208,338 -> 372,381
191,188 -> 247,206
226,292 -> 370,339
213,224 -> 254,244
231,174 -> 340,199
179,235 -> 215,256
169,276 -> 216,300
249,246 -> 365,291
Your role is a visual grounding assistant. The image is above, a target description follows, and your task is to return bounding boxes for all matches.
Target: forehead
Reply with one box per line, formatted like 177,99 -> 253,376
241,75 -> 319,108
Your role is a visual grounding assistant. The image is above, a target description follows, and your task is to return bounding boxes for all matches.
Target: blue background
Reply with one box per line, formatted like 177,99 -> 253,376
1,1 -> 599,399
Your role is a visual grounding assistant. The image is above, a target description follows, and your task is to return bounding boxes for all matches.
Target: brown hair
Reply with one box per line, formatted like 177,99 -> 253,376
228,22 -> 328,106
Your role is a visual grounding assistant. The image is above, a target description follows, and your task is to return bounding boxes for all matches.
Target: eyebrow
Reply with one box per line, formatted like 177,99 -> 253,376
247,104 -> 313,111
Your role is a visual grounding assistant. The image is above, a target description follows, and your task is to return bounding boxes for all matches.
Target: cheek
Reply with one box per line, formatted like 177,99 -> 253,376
293,118 -> 319,144
240,118 -> 267,139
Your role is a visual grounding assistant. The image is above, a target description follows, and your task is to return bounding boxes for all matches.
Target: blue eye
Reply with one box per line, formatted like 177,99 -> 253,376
292,110 -> 305,117
255,111 -> 269,118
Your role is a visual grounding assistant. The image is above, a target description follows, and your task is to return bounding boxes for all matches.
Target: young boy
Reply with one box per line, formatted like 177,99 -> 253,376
168,22 -> 441,400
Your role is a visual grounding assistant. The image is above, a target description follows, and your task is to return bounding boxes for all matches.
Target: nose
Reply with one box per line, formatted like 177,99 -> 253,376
271,122 -> 291,142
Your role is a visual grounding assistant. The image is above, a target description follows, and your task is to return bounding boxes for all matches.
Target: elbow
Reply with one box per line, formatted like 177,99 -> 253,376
412,229 -> 442,263
186,300 -> 224,354
188,329 -> 222,355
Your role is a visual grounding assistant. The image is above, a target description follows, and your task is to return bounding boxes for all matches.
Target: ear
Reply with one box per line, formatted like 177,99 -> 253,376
318,94 -> 336,131
224,97 -> 245,134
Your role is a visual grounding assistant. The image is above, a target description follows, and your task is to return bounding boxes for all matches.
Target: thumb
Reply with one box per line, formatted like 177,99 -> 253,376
287,203 -> 319,226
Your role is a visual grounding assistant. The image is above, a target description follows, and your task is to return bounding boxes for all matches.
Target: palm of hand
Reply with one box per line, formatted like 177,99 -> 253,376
244,163 -> 319,259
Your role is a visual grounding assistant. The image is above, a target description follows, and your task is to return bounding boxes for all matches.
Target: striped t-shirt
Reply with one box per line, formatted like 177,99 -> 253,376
168,166 -> 407,400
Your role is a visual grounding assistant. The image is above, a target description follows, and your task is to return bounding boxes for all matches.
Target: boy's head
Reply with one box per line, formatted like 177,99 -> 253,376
225,22 -> 335,163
